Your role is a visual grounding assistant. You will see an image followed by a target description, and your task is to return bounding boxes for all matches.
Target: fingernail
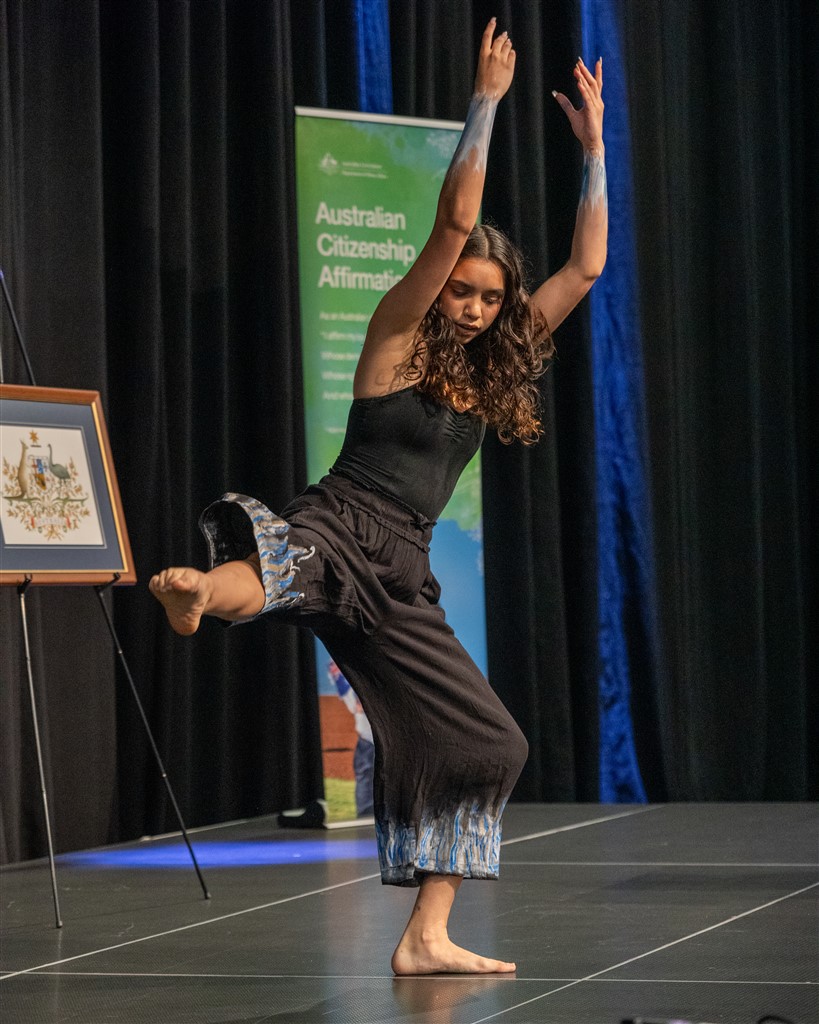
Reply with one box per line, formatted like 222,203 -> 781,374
551,90 -> 557,97
578,56 -> 584,62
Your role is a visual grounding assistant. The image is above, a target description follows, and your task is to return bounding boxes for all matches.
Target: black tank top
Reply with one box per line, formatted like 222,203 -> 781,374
330,386 -> 485,522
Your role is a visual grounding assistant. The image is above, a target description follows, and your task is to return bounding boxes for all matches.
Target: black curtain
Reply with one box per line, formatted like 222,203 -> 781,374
1,0 -> 330,864
1,0 -> 815,865
621,0 -> 817,799
391,0 -> 816,804
1,0 -> 120,862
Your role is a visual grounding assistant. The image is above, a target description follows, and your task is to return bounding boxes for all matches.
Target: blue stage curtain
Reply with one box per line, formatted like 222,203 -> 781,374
580,0 -> 660,802
354,0 -> 393,114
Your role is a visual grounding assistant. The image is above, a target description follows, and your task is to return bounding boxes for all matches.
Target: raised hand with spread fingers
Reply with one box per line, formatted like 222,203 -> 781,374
529,56 -> 608,333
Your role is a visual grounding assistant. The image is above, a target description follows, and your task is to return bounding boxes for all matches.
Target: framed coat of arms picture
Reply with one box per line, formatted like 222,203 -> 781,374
0,385 -> 135,585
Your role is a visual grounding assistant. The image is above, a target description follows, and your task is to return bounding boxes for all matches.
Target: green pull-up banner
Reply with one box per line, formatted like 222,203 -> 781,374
295,108 -> 487,824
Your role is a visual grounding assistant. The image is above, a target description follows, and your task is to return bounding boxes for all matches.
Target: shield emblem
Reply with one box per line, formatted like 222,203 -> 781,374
29,453 -> 48,492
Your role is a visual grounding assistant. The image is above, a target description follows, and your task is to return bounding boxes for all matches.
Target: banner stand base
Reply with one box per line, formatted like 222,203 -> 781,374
277,799 -> 328,829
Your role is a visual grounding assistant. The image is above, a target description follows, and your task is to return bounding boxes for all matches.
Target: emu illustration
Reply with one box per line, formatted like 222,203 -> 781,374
47,444 -> 72,495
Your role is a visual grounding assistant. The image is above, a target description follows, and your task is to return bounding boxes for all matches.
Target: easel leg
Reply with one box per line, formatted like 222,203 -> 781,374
18,578 -> 63,928
95,578 -> 210,900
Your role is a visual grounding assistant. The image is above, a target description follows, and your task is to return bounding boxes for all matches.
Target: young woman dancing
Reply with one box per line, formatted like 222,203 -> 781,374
150,20 -> 606,975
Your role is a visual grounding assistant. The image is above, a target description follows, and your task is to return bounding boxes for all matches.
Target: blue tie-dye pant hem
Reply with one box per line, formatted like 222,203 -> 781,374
376,801 -> 503,886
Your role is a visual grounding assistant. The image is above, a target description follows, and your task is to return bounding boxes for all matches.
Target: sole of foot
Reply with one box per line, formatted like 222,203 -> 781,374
148,568 -> 209,636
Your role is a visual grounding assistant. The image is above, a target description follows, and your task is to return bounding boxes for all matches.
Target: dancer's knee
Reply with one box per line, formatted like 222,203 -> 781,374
504,720 -> 529,778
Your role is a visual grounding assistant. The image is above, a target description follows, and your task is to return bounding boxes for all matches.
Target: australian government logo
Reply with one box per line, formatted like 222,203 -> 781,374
2,429 -> 98,543
319,151 -> 387,180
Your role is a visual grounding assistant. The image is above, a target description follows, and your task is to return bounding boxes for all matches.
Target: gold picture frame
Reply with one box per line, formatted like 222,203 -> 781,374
0,384 -> 136,585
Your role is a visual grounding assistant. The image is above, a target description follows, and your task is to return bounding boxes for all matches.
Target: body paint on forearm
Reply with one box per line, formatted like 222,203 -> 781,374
579,150 -> 608,212
451,93 -> 498,173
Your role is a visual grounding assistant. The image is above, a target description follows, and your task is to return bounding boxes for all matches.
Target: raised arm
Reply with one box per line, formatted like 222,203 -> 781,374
354,19 -> 515,398
530,57 -> 607,333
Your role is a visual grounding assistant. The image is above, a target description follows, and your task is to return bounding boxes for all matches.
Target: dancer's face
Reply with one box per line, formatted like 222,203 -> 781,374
438,258 -> 505,343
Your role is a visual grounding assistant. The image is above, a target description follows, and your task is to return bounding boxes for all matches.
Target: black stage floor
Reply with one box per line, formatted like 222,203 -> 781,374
1,803 -> 817,1023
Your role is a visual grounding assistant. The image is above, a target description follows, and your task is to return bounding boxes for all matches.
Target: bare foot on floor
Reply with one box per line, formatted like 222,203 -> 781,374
149,567 -> 212,636
391,933 -> 516,976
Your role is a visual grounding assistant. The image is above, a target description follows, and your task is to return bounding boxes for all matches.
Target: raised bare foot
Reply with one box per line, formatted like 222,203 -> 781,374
149,567 -> 212,636
391,932 -> 516,976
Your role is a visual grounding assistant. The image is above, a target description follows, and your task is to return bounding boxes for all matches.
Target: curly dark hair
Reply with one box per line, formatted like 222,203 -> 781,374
404,225 -> 554,444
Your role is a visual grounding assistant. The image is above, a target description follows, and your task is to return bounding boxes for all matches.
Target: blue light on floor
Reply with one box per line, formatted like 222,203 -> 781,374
61,838 -> 379,869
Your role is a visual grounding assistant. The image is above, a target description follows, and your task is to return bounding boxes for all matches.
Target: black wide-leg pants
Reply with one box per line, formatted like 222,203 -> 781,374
199,474 -> 528,887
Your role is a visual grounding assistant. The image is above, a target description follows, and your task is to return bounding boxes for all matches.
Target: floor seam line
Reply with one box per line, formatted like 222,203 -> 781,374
8,971 -> 817,986
503,860 -> 818,867
466,879 -> 819,1024
1,807 -> 663,980
500,805 -> 662,846
0,872 -> 381,982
